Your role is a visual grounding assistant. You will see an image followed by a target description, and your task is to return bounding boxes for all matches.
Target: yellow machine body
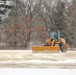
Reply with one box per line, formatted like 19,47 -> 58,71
32,32 -> 68,52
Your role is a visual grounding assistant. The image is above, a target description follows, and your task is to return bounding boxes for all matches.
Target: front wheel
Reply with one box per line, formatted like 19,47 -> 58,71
60,43 -> 67,52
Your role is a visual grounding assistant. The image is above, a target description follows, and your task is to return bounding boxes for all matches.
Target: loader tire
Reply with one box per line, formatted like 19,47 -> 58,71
60,44 -> 64,52
60,42 -> 66,52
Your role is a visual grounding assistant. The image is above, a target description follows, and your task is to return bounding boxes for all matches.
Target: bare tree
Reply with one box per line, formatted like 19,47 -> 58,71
5,0 -> 44,48
66,0 -> 76,46
39,0 -> 68,34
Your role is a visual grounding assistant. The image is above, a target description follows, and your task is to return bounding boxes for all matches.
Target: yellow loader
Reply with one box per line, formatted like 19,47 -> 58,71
32,32 -> 68,52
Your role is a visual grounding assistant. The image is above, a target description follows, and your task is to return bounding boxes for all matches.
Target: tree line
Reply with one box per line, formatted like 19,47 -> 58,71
0,0 -> 76,49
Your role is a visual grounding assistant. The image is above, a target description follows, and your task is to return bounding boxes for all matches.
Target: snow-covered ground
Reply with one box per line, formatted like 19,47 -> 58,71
0,50 -> 76,68
0,69 -> 76,75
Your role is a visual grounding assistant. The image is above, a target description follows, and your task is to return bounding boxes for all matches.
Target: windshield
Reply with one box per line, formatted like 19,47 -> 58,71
50,32 -> 60,41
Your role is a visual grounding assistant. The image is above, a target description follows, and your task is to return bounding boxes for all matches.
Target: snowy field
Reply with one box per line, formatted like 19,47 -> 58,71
0,49 -> 76,68
0,69 -> 76,75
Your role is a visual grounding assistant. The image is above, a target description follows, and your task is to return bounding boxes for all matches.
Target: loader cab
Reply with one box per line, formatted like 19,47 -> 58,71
50,32 -> 60,41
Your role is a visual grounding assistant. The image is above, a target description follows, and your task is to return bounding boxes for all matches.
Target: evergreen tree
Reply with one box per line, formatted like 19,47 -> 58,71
0,0 -> 13,20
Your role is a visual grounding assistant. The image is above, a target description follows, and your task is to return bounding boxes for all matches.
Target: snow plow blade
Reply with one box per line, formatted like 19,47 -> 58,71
32,46 -> 60,52
32,44 -> 68,52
